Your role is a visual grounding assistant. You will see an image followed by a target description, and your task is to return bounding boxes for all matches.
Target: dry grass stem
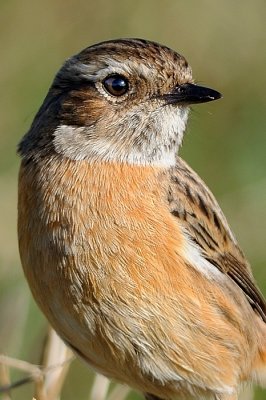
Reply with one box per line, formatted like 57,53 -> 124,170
106,384 -> 131,400
90,374 -> 110,400
40,328 -> 74,400
0,330 -> 73,400
0,361 -> 11,400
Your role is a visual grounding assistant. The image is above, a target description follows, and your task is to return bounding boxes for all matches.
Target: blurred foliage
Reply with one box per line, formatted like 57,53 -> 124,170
0,0 -> 265,399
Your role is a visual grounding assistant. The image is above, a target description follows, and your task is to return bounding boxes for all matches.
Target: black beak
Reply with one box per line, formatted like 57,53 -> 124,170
163,83 -> 222,105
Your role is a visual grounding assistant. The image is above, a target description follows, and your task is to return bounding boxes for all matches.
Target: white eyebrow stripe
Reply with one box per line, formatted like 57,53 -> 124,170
67,58 -> 155,82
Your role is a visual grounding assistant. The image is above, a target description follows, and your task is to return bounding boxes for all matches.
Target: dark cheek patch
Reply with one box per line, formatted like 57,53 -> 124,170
59,88 -> 108,127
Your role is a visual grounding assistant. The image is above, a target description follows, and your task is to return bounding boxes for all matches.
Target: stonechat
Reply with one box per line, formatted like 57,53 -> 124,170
18,39 -> 266,400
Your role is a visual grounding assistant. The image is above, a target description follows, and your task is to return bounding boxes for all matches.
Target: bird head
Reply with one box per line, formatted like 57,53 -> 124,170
19,39 -> 221,167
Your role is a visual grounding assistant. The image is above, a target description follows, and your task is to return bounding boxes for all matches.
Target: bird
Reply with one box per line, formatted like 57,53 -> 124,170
17,38 -> 266,400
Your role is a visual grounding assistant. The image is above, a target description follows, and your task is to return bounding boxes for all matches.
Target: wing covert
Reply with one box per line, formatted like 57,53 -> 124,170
167,157 -> 266,321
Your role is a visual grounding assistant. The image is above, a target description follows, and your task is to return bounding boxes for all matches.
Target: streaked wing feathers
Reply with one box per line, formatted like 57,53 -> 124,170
168,157 -> 266,322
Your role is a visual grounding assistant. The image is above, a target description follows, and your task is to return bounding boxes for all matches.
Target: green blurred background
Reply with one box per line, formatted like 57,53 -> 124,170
0,0 -> 265,399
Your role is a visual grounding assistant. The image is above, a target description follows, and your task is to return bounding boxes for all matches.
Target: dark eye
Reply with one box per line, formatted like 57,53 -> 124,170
103,75 -> 129,96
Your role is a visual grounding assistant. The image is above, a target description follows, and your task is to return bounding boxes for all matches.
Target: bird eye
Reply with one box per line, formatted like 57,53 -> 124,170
102,75 -> 129,96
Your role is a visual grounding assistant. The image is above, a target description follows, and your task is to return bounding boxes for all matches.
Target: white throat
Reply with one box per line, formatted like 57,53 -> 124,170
53,107 -> 189,167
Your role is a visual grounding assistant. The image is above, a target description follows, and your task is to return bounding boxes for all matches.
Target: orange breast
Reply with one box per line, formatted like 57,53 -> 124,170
18,155 -> 259,398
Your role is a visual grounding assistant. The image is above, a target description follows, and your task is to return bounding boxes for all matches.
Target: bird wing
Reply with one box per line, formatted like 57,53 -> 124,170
167,156 -> 266,321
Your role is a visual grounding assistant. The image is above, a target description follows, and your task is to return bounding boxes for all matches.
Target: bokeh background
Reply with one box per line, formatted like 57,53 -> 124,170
0,0 -> 265,399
